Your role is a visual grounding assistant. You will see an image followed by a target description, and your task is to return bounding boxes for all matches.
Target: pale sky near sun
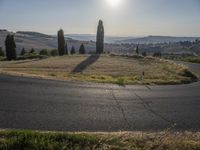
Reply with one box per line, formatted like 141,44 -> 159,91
0,0 -> 200,37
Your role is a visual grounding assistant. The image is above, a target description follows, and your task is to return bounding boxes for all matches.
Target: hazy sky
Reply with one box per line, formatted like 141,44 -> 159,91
0,0 -> 200,36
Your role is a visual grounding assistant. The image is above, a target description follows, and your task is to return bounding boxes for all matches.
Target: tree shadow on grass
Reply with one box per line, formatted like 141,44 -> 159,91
72,54 -> 100,73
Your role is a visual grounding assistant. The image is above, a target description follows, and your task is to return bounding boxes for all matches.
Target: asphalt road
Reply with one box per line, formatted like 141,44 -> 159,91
0,62 -> 200,132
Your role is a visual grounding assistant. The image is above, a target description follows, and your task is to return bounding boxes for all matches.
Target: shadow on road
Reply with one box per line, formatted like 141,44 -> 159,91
72,54 -> 100,73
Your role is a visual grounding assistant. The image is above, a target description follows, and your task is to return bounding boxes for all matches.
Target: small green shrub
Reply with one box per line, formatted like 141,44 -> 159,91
116,78 -> 125,86
39,49 -> 49,56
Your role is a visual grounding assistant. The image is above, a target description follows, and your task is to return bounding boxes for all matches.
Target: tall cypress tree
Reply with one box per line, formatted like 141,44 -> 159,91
57,29 -> 65,56
20,47 -> 26,56
70,46 -> 76,55
136,45 -> 139,56
5,34 -> 16,60
79,44 -> 86,54
96,20 -> 104,54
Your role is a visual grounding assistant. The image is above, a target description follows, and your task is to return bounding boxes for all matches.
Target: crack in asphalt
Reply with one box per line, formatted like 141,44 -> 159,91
134,92 -> 176,129
109,88 -> 131,129
134,92 -> 192,130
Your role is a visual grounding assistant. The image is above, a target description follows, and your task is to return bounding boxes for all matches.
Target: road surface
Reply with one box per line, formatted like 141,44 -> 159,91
0,62 -> 200,131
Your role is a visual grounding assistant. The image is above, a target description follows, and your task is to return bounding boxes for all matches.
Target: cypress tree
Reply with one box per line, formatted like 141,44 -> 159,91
5,34 -> 16,60
70,46 -> 76,55
96,20 -> 104,54
136,45 -> 139,56
79,44 -> 86,54
57,29 -> 65,56
20,47 -> 26,56
30,48 -> 35,54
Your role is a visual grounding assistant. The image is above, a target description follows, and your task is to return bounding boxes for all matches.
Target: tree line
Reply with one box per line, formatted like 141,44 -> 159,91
1,20 -> 104,60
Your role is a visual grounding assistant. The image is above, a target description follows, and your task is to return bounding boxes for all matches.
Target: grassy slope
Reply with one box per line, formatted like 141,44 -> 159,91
179,56 -> 200,64
165,56 -> 200,64
0,130 -> 200,150
0,55 -> 198,85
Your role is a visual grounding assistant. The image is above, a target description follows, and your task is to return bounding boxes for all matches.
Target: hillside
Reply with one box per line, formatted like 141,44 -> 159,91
0,30 -> 57,52
119,36 -> 200,44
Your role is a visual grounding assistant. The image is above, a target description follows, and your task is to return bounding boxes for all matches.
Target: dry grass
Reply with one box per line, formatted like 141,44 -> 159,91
0,130 -> 200,150
0,55 -> 197,85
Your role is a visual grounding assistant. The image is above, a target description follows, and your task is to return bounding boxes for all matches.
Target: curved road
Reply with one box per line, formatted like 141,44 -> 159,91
0,62 -> 200,132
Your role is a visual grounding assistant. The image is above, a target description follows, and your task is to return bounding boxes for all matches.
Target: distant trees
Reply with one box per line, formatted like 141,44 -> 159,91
70,46 -> 76,55
5,34 -> 16,60
153,52 -> 162,58
20,48 -> 26,56
79,44 -> 86,54
96,20 -> 104,54
57,29 -> 65,56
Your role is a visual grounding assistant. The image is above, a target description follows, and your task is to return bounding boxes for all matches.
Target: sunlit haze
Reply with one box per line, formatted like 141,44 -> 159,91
0,0 -> 200,36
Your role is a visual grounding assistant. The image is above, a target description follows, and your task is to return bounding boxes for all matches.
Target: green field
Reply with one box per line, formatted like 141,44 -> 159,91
0,130 -> 200,150
179,56 -> 200,64
0,55 -> 198,85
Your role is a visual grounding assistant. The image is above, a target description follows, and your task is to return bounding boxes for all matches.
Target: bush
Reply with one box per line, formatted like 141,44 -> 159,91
29,48 -> 37,55
39,49 -> 49,56
50,49 -> 59,56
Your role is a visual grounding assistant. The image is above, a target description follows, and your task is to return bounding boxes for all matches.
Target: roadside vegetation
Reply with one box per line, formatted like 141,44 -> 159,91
0,55 -> 197,85
0,130 -> 200,150
167,56 -> 200,64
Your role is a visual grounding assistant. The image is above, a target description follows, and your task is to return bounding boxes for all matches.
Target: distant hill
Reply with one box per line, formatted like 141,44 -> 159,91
65,34 -> 134,43
118,36 -> 200,44
0,30 -> 57,52
16,31 -> 53,38
0,30 -> 199,55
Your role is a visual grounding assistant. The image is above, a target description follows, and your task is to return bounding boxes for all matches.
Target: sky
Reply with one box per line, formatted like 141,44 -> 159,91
0,0 -> 200,37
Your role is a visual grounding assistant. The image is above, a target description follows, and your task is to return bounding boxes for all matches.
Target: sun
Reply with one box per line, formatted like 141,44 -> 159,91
107,0 -> 122,7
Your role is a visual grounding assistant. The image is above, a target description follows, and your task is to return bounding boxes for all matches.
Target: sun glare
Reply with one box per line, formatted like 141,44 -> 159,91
107,0 -> 122,7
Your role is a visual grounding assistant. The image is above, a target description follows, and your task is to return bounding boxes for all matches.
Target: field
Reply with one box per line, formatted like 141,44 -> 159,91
0,55 -> 198,85
0,130 -> 200,150
165,56 -> 200,64
179,56 -> 200,64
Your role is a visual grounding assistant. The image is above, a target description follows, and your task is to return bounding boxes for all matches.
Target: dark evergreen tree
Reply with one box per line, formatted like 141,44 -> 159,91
70,46 -> 76,55
136,45 -> 139,56
0,47 -> 5,57
30,48 -> 35,54
79,44 -> 86,54
5,34 -> 16,60
57,29 -> 65,56
96,20 -> 104,54
20,47 -> 26,56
